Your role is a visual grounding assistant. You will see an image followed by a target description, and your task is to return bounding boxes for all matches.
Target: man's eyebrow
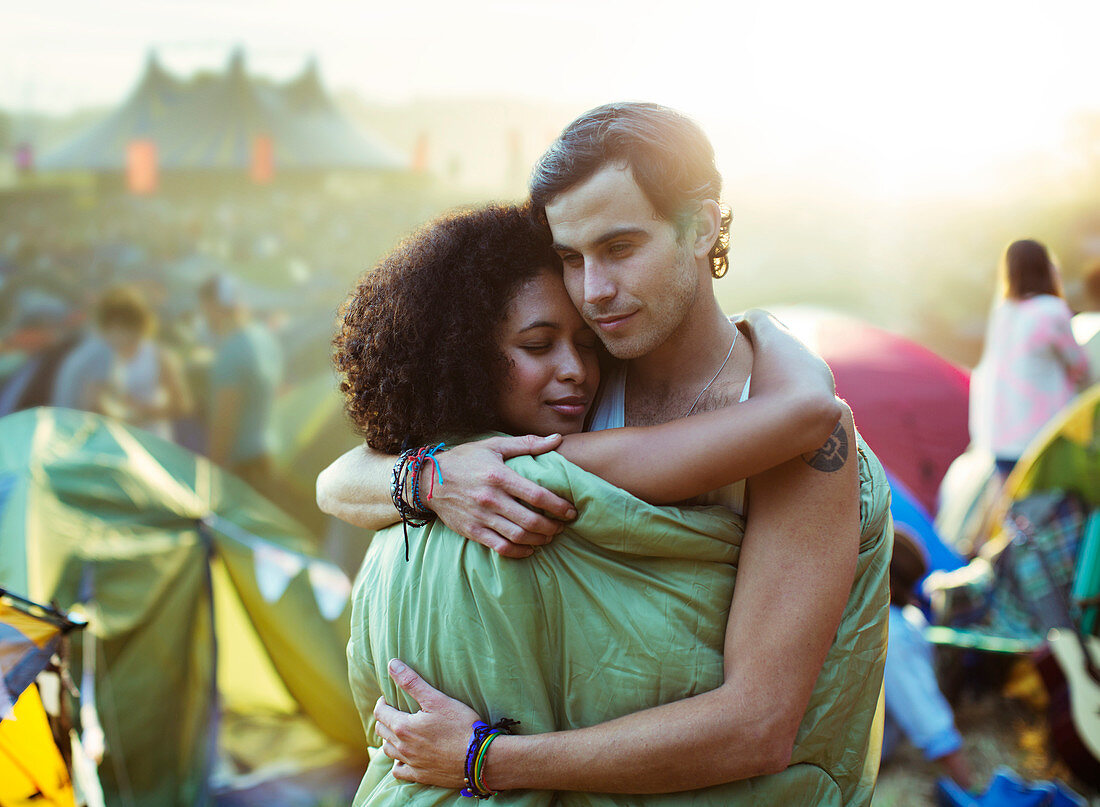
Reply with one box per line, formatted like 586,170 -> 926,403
552,227 -> 647,253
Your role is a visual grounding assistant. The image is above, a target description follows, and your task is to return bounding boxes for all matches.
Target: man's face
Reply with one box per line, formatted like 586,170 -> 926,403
545,164 -> 698,361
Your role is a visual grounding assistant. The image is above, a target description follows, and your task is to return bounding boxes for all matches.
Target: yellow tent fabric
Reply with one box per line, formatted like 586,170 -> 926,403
1,601 -> 59,649
0,684 -> 75,807
978,383 -> 1100,554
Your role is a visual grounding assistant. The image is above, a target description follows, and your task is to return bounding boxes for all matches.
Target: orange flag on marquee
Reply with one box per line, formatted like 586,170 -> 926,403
126,139 -> 158,195
411,133 -> 429,173
251,135 -> 274,184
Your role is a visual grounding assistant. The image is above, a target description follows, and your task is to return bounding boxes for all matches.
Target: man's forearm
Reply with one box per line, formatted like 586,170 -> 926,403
483,682 -> 789,793
485,417 -> 861,795
316,444 -> 401,530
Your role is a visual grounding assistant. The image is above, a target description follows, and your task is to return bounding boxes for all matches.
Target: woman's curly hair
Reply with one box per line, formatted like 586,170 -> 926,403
334,204 -> 559,454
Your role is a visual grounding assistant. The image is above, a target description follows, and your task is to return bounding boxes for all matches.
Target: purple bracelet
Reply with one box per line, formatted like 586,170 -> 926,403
460,717 -> 519,799
461,721 -> 494,799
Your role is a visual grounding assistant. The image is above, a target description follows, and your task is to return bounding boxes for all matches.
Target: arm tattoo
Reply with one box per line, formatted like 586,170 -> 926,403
801,422 -> 848,472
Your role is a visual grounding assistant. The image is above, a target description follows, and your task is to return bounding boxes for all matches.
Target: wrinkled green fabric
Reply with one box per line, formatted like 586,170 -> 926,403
0,407 -> 366,807
348,437 -> 892,805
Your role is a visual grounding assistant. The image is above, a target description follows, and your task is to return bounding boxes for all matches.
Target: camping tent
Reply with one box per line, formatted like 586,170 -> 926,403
885,471 -> 964,578
0,408 -> 367,807
273,372 -> 357,502
934,448 -> 1000,557
977,383 -> 1100,549
775,307 -> 971,516
0,590 -> 85,807
923,385 -> 1100,653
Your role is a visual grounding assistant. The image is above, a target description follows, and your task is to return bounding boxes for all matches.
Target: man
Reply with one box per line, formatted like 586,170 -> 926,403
199,275 -> 283,495
319,103 -> 889,803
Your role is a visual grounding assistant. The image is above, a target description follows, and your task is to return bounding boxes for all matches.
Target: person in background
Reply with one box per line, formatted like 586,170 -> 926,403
970,239 -> 1089,478
883,526 -> 973,789
50,329 -> 111,413
60,286 -> 192,440
199,275 -> 283,496
1071,259 -> 1100,384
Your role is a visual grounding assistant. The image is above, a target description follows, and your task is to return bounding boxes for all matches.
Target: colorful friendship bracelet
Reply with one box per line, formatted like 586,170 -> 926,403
460,717 -> 519,799
390,443 -> 448,561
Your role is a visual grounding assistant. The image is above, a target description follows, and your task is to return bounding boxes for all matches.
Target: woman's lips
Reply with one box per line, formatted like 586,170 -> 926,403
547,397 -> 588,417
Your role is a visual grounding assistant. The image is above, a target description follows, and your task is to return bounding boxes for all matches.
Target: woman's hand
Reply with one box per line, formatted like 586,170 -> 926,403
735,308 -> 836,398
372,659 -> 482,788
425,435 -> 576,557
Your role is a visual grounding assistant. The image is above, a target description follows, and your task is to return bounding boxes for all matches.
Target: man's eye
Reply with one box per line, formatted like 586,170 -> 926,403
560,253 -> 583,267
608,243 -> 631,256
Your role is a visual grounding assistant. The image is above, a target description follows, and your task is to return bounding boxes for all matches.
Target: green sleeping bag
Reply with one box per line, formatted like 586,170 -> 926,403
347,438 -> 892,805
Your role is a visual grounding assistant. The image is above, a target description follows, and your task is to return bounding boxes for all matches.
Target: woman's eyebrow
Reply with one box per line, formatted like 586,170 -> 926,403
519,320 -> 557,332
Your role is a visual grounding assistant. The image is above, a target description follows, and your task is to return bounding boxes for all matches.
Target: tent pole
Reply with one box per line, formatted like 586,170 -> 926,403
195,521 -> 220,807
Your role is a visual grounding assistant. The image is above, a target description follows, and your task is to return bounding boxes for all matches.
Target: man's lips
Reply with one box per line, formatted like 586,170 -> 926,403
591,312 -> 634,332
546,396 -> 589,417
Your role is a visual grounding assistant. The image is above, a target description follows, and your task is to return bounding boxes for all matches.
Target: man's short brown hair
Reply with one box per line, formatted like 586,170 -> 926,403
530,102 -> 732,278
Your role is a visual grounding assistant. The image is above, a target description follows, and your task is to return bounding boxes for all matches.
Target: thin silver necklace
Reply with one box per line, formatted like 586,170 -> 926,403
685,330 -> 738,417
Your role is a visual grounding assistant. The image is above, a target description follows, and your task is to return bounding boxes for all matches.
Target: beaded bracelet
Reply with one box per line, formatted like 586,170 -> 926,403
460,717 -> 519,799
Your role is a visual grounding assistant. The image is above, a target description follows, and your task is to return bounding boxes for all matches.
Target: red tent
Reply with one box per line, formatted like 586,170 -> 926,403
774,307 -> 971,516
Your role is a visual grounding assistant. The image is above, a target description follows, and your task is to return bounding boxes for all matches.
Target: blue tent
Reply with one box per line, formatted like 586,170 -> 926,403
887,470 -> 965,575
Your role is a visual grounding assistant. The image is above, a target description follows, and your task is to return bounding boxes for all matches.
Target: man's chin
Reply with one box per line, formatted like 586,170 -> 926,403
599,335 -> 654,362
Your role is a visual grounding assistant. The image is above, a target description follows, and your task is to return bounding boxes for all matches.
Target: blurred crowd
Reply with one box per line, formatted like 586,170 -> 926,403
0,184 -> 450,542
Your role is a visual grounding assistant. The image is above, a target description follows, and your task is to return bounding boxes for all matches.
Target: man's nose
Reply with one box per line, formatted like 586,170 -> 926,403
583,260 -> 615,306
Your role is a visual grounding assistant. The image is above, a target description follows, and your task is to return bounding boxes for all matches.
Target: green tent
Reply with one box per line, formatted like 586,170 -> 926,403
975,382 -> 1100,552
0,407 -> 367,807
273,373 -> 358,500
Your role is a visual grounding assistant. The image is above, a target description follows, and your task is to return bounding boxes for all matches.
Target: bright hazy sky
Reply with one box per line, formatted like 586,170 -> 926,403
7,0 -> 1100,193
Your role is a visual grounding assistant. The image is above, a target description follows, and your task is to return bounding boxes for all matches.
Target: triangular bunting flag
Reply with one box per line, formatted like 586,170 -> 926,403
253,544 -> 305,603
307,562 -> 351,621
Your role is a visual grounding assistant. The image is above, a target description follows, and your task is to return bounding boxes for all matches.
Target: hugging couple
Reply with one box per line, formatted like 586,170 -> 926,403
318,102 -> 892,806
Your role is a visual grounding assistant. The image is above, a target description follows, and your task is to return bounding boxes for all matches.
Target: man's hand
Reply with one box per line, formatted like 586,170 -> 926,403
373,659 -> 481,788
427,435 -> 576,558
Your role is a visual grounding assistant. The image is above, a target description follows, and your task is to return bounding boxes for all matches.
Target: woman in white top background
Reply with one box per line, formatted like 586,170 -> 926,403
89,285 -> 193,442
970,239 -> 1090,478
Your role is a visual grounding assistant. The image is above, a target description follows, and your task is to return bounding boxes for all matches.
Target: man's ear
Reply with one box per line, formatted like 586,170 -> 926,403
691,200 -> 723,260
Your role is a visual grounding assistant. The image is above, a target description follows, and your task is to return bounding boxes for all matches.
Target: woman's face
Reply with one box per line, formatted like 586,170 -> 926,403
496,269 -> 601,436
103,324 -> 143,361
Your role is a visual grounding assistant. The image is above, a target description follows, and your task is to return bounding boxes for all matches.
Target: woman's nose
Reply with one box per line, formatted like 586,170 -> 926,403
556,345 -> 587,383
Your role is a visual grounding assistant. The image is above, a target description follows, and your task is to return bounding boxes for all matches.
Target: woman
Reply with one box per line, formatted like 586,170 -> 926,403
970,239 -> 1089,478
88,285 -> 193,441
336,204 -> 890,805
